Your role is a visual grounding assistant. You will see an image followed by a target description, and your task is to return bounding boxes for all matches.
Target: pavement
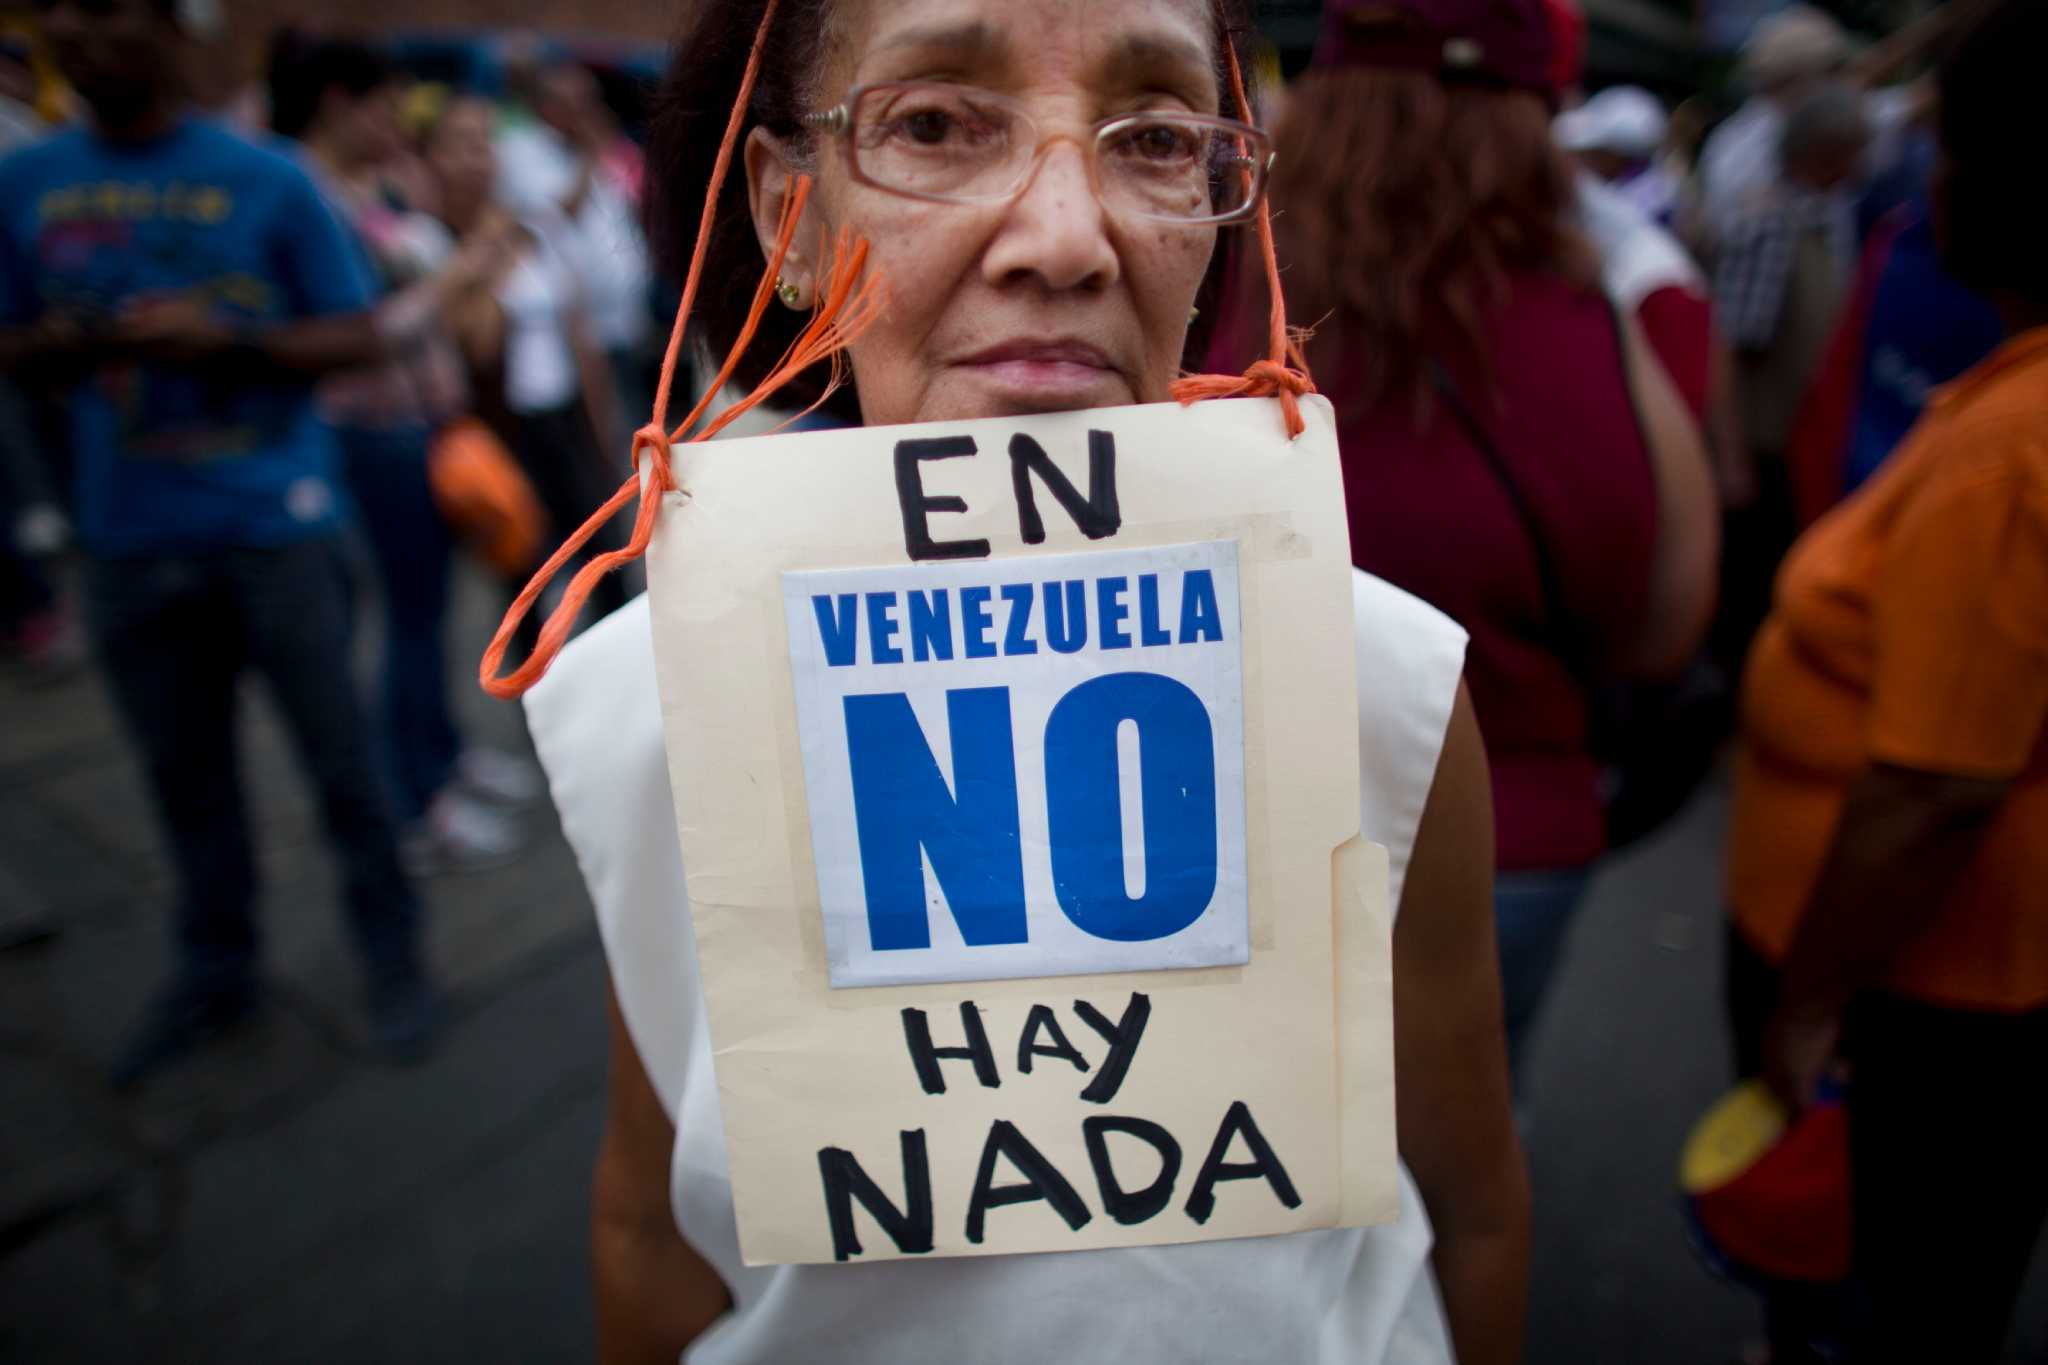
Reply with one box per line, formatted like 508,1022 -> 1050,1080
2,560 -> 2042,1363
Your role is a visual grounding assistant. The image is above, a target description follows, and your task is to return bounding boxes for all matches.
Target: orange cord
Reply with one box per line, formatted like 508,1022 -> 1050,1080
478,10 -> 1307,699
1168,36 -> 1316,438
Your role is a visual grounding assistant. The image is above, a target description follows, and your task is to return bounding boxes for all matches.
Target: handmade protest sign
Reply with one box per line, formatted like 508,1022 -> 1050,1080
646,395 -> 1396,1264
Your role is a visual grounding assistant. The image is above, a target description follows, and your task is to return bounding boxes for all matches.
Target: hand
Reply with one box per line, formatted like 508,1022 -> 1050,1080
1762,997 -> 1841,1111
113,291 -> 238,367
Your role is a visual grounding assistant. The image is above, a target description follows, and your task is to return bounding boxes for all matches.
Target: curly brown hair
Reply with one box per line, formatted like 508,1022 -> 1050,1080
645,0 -> 1258,425
1261,67 -> 1593,414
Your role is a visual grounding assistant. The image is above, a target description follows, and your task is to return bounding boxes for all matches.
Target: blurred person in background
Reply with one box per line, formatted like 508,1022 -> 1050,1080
1694,1 -> 1990,256
498,57 -> 654,437
1555,84 -> 1681,226
1783,197 -> 2001,531
1216,0 -> 1717,1080
420,94 -> 632,636
1694,5 -> 1850,246
0,26 -> 78,681
0,0 -> 440,1080
1723,3 -> 2048,1360
1711,82 -> 1865,670
274,37 -> 538,874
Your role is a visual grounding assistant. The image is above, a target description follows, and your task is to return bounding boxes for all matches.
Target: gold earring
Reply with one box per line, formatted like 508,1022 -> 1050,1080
776,276 -> 803,310
1188,304 -> 1201,322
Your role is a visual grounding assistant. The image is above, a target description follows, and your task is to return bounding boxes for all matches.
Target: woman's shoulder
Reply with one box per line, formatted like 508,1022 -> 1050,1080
525,596 -> 700,1117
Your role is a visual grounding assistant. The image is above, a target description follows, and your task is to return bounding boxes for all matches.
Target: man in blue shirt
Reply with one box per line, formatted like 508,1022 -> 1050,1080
0,0 -> 439,1082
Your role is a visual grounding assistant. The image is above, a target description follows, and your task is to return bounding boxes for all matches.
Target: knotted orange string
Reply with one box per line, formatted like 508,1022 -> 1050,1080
1169,37 -> 1316,438
480,0 -> 886,700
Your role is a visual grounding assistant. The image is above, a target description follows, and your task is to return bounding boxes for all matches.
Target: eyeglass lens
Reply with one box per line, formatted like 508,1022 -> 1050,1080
849,84 -> 1260,222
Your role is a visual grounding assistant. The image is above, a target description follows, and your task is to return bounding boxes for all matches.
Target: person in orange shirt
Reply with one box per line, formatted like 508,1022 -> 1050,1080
1723,3 -> 2048,1360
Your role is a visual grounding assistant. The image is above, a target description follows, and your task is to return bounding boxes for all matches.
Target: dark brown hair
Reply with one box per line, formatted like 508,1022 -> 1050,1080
645,0 -> 1256,424
1254,67 -> 1593,414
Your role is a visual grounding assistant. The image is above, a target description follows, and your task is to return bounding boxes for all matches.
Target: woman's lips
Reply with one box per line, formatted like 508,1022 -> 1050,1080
952,340 -> 1125,404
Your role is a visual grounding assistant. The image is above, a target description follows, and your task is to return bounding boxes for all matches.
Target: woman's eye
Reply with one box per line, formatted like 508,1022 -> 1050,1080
872,98 -> 1003,150
901,110 -> 956,145
1115,123 -> 1201,164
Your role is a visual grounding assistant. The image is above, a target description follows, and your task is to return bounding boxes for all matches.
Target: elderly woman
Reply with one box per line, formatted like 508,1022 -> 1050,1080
544,2 -> 1528,1362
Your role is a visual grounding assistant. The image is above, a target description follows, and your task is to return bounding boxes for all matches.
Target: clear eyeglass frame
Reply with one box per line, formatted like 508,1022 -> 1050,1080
800,81 -> 1275,227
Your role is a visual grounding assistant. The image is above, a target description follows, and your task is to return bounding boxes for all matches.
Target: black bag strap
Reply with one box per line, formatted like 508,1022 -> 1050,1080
1425,357 -> 1587,672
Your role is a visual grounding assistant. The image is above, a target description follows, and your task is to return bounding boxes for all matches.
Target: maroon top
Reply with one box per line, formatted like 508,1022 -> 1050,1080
1214,273 -> 1658,870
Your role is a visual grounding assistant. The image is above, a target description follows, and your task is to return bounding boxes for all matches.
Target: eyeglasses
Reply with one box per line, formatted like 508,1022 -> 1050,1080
802,82 -> 1273,226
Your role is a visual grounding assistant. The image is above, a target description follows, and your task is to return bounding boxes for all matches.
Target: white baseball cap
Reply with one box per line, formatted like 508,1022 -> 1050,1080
1555,85 -> 1668,160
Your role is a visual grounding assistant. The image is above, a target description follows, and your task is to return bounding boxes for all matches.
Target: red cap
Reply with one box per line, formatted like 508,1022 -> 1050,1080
1313,0 -> 1586,96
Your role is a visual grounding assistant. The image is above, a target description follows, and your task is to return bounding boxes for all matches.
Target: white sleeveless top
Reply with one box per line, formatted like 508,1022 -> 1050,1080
526,570 -> 1469,1364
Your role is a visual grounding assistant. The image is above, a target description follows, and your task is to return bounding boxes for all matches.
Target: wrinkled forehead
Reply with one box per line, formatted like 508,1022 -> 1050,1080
819,0 -> 1220,108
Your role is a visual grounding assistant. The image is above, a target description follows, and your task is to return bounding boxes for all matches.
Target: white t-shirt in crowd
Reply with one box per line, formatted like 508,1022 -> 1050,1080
1577,172 -> 1706,315
496,214 -> 584,416
526,571 -> 1470,1364
496,119 -> 651,355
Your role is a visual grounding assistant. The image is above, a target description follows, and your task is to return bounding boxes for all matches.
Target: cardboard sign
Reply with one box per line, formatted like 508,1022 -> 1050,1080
646,396 -> 1397,1264
783,539 -> 1250,989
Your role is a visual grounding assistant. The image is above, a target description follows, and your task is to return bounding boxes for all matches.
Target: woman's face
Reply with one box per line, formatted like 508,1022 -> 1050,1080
426,100 -> 500,205
748,0 -> 1223,427
329,84 -> 404,170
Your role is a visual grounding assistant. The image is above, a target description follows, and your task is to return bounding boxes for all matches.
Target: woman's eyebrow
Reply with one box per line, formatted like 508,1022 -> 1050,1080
871,20 -> 1008,63
1098,31 -> 1217,97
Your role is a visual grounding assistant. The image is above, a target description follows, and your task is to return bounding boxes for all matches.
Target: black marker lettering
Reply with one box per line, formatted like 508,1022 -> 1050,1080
1073,992 -> 1151,1104
1009,430 -> 1120,545
1183,1100 -> 1302,1225
1083,1115 -> 1183,1225
896,436 -> 990,561
900,1003 -> 1000,1095
1015,1003 -> 1091,1077
818,1130 -> 935,1261
964,1119 -> 1092,1244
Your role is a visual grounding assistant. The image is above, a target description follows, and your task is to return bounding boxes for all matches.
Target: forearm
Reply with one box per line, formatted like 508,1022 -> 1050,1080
592,1207 -> 730,1364
1779,765 -> 2006,1007
1393,686 -> 1530,1364
246,312 -> 385,377
0,321 -> 91,377
594,991 -> 730,1364
1430,1201 -> 1532,1365
1618,312 -> 1719,677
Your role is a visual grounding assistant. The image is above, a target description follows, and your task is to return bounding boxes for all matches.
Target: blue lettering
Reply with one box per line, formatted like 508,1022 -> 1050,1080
961,586 -> 998,659
813,593 -> 860,667
908,589 -> 953,662
866,592 -> 904,665
1000,584 -> 1038,656
1097,577 -> 1131,650
844,689 -> 1028,951
1137,574 -> 1172,646
1044,581 -> 1088,654
1178,570 -> 1223,644
1042,673 -> 1218,942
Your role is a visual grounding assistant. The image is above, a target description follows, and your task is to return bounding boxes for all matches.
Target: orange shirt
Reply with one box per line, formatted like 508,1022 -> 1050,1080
1728,326 -> 2048,1013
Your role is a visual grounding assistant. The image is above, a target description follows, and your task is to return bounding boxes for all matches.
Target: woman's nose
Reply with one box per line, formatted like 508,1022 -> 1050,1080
980,140 -> 1120,295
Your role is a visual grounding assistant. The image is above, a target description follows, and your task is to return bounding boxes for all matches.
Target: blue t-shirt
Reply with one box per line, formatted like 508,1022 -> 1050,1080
0,117 -> 373,556
1843,209 -> 2004,494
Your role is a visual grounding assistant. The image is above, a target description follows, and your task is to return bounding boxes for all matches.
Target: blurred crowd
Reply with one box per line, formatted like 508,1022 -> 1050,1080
0,0 -> 2040,1359
0,5 -> 670,1067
